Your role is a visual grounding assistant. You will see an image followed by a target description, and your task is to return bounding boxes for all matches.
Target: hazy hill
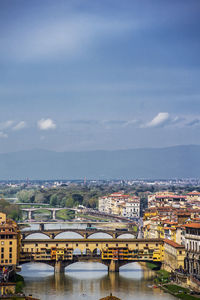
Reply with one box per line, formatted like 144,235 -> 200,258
0,145 -> 200,180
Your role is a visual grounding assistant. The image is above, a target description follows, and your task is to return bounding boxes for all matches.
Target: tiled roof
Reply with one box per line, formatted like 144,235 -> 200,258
185,223 -> 200,229
164,239 -> 185,248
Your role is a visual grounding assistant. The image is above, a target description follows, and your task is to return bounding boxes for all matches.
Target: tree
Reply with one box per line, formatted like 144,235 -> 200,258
65,197 -> 74,208
50,194 -> 58,207
72,194 -> 83,204
17,190 -> 35,203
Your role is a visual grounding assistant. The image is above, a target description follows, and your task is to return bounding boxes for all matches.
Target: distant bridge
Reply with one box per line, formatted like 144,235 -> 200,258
21,207 -> 79,221
20,238 -> 163,273
21,207 -> 133,222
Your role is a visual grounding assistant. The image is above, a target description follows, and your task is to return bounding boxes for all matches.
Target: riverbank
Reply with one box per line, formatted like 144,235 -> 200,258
146,262 -> 200,299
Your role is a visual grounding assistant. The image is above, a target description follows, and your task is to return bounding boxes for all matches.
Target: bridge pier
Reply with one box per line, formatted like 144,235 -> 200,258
28,210 -> 32,221
51,210 -> 56,220
54,261 -> 65,273
39,223 -> 45,231
108,260 -> 119,272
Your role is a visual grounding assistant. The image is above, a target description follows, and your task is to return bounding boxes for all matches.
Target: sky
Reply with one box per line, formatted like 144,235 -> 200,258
0,0 -> 200,153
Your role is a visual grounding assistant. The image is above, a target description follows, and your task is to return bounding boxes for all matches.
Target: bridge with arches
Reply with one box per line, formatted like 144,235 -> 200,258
20,238 -> 163,273
21,207 -> 78,221
21,227 -> 137,240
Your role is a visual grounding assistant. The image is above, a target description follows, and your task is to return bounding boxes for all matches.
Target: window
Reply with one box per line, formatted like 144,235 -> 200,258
35,243 -> 38,247
1,248 -> 4,252
126,244 -> 128,247
106,244 -> 108,247
66,244 -> 68,247
9,247 -> 12,252
116,244 -> 118,246
9,241 -> 12,245
1,241 -> 4,245
9,259 -> 12,263
56,244 -> 58,247
76,244 -> 78,247
96,244 -> 98,247
46,244 -> 48,247
9,254 -> 12,258
179,251 -> 182,254
1,254 -> 4,259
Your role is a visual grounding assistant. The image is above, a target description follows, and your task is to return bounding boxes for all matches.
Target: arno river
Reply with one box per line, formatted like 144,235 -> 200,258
20,223 -> 176,300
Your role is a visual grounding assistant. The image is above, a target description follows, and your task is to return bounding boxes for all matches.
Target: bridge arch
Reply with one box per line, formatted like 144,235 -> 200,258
117,233 -> 136,239
19,261 -> 54,270
73,248 -> 82,256
87,232 -> 113,239
54,232 -> 84,239
65,261 -> 108,273
24,233 -> 51,239
82,248 -> 92,256
93,248 -> 101,257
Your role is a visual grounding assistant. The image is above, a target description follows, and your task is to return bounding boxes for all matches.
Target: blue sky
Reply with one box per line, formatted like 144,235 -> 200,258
0,0 -> 200,152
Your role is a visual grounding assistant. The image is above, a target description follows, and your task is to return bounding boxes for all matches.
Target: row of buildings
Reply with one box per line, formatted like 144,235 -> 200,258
143,191 -> 200,287
98,192 -> 140,218
148,190 -> 200,209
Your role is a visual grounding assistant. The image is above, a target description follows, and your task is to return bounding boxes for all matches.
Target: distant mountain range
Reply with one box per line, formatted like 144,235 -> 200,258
0,145 -> 200,180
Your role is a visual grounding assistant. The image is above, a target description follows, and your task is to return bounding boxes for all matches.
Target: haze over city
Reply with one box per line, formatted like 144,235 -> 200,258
0,0 -> 200,153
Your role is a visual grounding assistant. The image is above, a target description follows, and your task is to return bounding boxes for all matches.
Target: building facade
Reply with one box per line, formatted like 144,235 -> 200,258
0,212 -> 20,268
184,223 -> 200,278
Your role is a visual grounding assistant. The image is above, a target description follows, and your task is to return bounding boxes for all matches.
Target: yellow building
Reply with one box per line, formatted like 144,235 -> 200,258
0,212 -> 6,223
163,239 -> 185,272
0,212 -> 20,268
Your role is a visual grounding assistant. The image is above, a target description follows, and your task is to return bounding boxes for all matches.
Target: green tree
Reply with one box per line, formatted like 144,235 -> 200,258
65,197 -> 74,208
72,194 -> 83,204
50,194 -> 58,206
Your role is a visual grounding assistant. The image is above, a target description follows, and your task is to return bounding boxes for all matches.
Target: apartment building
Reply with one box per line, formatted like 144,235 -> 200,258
164,239 -> 185,272
184,223 -> 200,277
148,192 -> 187,208
98,192 -> 140,218
0,212 -> 20,268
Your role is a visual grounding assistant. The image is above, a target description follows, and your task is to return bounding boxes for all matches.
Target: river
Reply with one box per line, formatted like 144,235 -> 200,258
20,223 -> 176,300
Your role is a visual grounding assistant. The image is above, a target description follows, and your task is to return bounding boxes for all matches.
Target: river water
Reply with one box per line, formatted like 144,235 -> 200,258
20,223 -> 175,300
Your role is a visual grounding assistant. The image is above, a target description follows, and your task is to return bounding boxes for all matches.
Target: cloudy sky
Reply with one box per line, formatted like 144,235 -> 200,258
0,0 -> 200,152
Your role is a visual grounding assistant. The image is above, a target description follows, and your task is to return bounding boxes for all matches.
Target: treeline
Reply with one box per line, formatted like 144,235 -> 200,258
16,186 -> 107,208
0,198 -> 22,221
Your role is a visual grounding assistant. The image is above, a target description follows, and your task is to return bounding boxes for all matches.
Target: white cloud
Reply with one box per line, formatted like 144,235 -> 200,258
144,112 -> 170,128
37,118 -> 56,130
0,120 -> 14,130
12,121 -> 26,131
0,131 -> 8,138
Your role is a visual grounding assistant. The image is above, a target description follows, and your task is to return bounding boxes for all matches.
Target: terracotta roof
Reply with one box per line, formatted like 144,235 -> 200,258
185,223 -> 200,229
164,239 -> 185,248
187,192 -> 200,195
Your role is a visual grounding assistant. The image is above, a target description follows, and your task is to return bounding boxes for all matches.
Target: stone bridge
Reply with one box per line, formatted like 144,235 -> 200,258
21,207 -> 78,221
21,228 -> 137,239
20,238 -> 163,273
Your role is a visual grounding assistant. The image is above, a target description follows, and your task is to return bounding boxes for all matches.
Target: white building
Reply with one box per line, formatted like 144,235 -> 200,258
123,200 -> 140,218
